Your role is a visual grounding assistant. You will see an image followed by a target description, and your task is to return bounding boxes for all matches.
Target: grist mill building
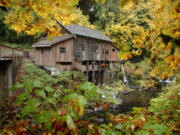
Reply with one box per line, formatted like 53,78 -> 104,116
32,23 -> 120,83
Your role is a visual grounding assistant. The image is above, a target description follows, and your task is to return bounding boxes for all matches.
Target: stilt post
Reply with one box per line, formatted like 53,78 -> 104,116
98,61 -> 101,84
92,61 -> 95,83
86,61 -> 89,81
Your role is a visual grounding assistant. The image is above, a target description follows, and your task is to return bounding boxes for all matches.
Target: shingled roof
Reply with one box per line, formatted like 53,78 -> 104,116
63,23 -> 112,42
33,23 -> 112,47
32,34 -> 74,47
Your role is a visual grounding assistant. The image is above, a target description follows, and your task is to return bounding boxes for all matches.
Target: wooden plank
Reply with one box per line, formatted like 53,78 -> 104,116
92,61 -> 95,83
55,39 -> 73,62
0,45 -> 25,59
98,61 -> 101,84
86,61 -> 89,81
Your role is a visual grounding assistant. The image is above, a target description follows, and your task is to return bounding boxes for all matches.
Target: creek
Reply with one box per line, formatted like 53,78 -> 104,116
85,87 -> 159,124
84,64 -> 161,124
121,63 -> 128,84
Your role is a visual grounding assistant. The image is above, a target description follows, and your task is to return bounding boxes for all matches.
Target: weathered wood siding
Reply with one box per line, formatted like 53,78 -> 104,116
34,47 -> 55,67
33,35 -> 119,73
110,45 -> 120,62
73,37 -> 118,62
73,37 -> 86,61
99,42 -> 111,61
33,39 -> 73,70
26,50 -> 34,59
54,39 -> 74,62
0,45 -> 25,60
55,63 -> 72,71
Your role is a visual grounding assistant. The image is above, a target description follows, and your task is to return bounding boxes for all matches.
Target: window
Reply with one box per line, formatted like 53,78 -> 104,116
60,47 -> 66,53
102,49 -> 105,54
105,49 -> 109,54
91,46 -> 98,53
59,62 -> 71,65
80,44 -> 85,51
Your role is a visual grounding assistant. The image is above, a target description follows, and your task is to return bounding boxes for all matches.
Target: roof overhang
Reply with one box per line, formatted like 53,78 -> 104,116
32,34 -> 75,48
32,44 -> 51,47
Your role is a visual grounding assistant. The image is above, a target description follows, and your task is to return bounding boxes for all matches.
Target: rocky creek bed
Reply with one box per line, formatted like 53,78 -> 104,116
84,86 -> 160,124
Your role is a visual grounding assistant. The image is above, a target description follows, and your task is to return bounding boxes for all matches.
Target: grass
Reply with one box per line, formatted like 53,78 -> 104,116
0,41 -> 33,50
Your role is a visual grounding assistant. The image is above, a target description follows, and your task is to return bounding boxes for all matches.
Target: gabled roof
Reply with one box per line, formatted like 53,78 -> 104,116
32,23 -> 113,47
62,23 -> 112,42
32,34 -> 74,47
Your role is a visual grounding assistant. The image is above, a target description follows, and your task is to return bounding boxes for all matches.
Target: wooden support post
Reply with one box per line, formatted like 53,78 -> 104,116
98,61 -> 101,84
86,61 -> 89,81
108,61 -> 110,79
92,61 -> 95,83
103,69 -> 106,83
112,62 -> 114,80
113,62 -> 115,79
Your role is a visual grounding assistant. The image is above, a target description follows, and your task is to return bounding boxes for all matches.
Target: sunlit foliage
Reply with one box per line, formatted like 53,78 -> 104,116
0,0 -> 79,38
145,0 -> 180,79
105,0 -> 180,79
71,8 -> 95,29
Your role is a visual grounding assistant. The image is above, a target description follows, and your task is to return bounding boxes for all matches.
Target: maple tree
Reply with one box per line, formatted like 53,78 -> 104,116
0,0 -> 79,38
145,0 -> 180,79
104,0 -> 180,79
0,0 -> 106,39
71,8 -> 95,29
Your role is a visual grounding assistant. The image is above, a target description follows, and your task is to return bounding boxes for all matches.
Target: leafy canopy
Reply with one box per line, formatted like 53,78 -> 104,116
0,0 -> 79,38
104,0 -> 180,79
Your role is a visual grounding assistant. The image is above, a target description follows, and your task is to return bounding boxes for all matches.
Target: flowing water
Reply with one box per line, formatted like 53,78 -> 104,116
85,63 -> 162,124
121,64 -> 128,84
85,86 -> 159,124
159,77 -> 176,88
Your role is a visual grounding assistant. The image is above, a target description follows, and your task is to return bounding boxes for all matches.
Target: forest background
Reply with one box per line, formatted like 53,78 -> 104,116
0,0 -> 179,134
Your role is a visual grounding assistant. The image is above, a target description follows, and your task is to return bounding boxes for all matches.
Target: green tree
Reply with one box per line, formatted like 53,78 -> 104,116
93,0 -> 121,30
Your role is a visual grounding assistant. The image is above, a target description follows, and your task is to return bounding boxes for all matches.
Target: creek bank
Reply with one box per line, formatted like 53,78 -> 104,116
114,87 -> 159,113
85,86 -> 160,124
118,87 -> 159,107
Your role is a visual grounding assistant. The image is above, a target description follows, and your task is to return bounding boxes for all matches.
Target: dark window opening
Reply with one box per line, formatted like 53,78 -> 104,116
112,48 -> 116,52
91,46 -> 98,53
105,49 -> 109,55
80,44 -> 85,51
82,61 -> 87,65
60,47 -> 66,53
82,61 -> 94,65
102,49 -> 105,54
59,62 -> 72,65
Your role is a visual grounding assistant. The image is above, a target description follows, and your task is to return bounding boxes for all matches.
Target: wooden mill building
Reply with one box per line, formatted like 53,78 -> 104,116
32,23 -> 120,83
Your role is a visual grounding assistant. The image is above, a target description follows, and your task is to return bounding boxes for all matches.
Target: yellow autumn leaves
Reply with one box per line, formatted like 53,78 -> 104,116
152,0 -> 180,39
1,0 -> 95,38
147,0 -> 180,79
1,0 -> 82,38
108,0 -> 180,79
95,0 -> 106,4
108,20 -> 145,61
